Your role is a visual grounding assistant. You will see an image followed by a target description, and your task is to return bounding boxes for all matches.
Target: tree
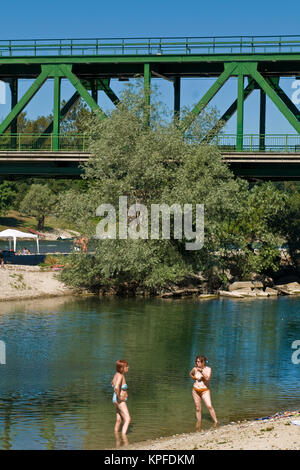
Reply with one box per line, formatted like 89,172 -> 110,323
20,184 -> 56,231
58,84 -> 244,292
57,83 -> 299,293
0,181 -> 17,215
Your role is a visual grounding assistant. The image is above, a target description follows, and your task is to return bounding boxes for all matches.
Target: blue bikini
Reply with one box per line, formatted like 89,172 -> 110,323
112,383 -> 128,404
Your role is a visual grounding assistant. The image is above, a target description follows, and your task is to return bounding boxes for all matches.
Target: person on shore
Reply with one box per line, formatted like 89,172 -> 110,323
0,250 -> 4,269
111,359 -> 131,443
190,355 -> 218,430
80,236 -> 89,253
73,238 -> 81,252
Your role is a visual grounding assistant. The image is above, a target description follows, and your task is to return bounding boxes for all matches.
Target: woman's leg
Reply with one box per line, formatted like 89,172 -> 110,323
201,390 -> 218,424
114,406 -> 123,432
116,401 -> 131,435
192,389 -> 202,429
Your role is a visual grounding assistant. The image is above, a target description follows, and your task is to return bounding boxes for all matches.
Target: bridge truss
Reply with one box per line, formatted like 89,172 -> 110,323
0,35 -> 300,178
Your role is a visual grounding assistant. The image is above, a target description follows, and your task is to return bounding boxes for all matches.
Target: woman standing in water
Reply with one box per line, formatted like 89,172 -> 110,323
111,360 -> 131,443
190,355 -> 218,430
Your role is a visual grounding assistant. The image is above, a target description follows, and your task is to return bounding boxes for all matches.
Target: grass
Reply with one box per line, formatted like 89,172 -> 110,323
0,210 -> 79,234
9,273 -> 29,290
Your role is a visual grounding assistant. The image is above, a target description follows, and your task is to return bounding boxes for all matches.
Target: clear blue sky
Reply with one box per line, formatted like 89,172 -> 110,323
0,0 -> 300,134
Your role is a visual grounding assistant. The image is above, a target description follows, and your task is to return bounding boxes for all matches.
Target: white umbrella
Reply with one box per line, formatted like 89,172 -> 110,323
0,229 -> 39,253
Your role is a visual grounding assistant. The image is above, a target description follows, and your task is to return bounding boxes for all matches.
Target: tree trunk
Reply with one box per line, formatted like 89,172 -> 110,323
37,215 -> 45,231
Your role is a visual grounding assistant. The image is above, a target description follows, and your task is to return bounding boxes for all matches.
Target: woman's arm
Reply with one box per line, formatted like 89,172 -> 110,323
201,367 -> 211,381
189,368 -> 196,379
114,373 -> 124,401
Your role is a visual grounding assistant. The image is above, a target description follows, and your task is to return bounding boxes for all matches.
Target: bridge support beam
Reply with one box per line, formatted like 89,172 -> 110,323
53,76 -> 61,151
59,64 -> 106,119
247,64 -> 300,134
181,62 -> 236,131
98,79 -> 120,106
237,74 -> 245,151
0,67 -> 50,135
9,78 -> 18,148
174,77 -> 180,123
259,89 -> 266,151
204,78 -> 256,143
144,63 -> 151,126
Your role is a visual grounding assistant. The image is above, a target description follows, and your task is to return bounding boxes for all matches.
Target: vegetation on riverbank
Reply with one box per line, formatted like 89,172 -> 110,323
56,84 -> 299,296
0,85 -> 299,295
0,210 -> 80,238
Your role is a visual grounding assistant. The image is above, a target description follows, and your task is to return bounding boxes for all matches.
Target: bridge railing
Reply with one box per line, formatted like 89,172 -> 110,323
0,133 -> 299,153
0,35 -> 300,56
0,134 -> 88,151
215,134 -> 300,152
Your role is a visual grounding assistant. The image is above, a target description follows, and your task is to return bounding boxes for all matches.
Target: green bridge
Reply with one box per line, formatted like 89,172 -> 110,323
0,35 -> 300,179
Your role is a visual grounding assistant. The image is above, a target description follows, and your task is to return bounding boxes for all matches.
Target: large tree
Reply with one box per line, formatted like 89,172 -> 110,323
20,184 -> 56,231
56,84 -> 294,292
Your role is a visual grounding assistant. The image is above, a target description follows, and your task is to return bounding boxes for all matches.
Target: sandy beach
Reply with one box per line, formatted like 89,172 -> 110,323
126,414 -> 300,450
0,265 -> 75,302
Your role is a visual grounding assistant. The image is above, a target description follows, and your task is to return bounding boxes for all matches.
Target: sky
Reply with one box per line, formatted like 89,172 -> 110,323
0,0 -> 300,135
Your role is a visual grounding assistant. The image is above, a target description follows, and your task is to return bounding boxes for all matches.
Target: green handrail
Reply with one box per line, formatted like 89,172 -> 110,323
0,35 -> 300,56
0,133 -> 299,152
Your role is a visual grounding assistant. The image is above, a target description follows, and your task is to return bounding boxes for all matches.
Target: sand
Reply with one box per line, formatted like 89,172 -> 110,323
0,265 -> 75,302
126,415 -> 300,450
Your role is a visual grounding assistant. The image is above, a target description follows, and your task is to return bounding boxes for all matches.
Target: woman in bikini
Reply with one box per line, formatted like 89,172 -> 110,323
111,359 -> 131,441
190,355 -> 218,430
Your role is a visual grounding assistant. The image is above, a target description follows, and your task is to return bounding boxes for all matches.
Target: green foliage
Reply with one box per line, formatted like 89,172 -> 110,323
54,84 -> 299,292
0,181 -> 17,215
20,184 -> 56,231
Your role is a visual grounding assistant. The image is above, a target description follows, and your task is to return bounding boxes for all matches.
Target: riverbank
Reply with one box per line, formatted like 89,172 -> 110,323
126,412 -> 300,450
0,265 -> 77,302
0,210 -> 80,241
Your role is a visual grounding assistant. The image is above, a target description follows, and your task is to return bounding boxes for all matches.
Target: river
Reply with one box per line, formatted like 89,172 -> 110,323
0,295 -> 299,449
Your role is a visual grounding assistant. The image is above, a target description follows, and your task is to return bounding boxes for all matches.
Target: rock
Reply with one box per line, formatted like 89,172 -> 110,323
219,290 -> 245,298
275,282 -> 300,295
253,289 -> 269,297
160,288 -> 200,298
198,294 -> 218,300
224,269 -> 234,281
234,288 -> 256,297
228,281 -> 254,291
265,287 -> 278,296
285,282 -> 300,292
252,281 -> 264,289
263,276 -> 274,288
275,287 -> 292,295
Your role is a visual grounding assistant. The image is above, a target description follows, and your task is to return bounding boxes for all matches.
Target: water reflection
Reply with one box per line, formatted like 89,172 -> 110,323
0,296 -> 299,449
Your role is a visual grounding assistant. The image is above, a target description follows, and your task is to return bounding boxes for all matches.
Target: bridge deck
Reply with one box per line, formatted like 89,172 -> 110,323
0,150 -> 299,180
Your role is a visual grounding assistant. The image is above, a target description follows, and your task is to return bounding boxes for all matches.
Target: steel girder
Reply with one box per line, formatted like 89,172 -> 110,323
180,62 -> 300,149
0,55 -> 299,151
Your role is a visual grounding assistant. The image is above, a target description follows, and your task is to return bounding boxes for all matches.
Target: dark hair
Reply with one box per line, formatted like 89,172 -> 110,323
115,359 -> 128,373
195,355 -> 207,366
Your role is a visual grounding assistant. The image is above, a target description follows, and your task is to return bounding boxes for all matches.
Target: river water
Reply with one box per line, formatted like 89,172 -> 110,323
0,295 -> 299,449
